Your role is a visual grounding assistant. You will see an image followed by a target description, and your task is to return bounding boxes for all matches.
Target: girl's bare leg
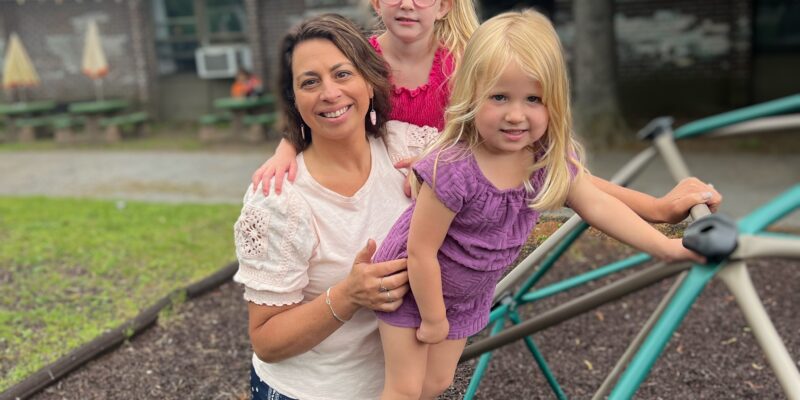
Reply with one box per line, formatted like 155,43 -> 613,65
420,338 -> 467,399
379,321 -> 430,400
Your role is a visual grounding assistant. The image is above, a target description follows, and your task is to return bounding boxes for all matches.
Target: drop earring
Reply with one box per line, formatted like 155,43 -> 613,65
300,123 -> 306,141
369,98 -> 377,126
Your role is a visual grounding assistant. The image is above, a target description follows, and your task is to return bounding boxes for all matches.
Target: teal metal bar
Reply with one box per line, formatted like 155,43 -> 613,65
674,94 -> 800,140
607,185 -> 799,398
509,311 -> 568,400
521,253 -> 652,303
488,221 -> 588,326
608,263 -> 721,399
488,302 -> 510,325
737,184 -> 800,234
514,222 -> 591,303
464,319 -> 507,400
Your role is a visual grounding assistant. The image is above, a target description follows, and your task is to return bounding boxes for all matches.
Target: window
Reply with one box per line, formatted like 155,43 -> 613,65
206,0 -> 247,42
153,0 -> 247,74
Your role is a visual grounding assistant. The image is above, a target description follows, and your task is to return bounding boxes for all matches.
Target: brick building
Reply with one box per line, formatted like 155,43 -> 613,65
0,0 -> 797,121
0,0 -> 154,107
550,0 -> 799,116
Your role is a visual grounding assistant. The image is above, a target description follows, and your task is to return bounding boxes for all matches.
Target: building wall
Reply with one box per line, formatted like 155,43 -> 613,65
4,0 -> 790,122
554,0 -> 753,116
0,0 -> 152,105
155,73 -> 229,120
152,0 -> 370,120
256,0 -> 306,92
254,0 -> 370,92
249,0 -> 761,117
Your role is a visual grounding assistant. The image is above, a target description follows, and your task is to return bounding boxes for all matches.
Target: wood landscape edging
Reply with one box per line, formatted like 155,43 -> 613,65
1,262 -> 239,400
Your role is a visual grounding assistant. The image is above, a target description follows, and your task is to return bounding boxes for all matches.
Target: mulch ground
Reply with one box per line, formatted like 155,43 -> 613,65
31,222 -> 799,399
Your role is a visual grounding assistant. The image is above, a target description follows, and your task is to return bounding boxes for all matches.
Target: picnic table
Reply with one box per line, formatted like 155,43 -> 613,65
213,95 -> 274,138
0,101 -> 56,116
0,101 -> 57,141
68,99 -> 128,140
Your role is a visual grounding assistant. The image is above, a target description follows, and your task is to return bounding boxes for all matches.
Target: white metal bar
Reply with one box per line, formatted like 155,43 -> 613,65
731,235 -> 800,260
717,260 -> 800,400
707,114 -> 800,138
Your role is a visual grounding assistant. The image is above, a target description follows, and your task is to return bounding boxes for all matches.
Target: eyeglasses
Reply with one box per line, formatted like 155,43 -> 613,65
379,0 -> 437,9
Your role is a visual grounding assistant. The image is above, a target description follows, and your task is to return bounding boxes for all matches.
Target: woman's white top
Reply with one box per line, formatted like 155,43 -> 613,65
233,135 -> 412,400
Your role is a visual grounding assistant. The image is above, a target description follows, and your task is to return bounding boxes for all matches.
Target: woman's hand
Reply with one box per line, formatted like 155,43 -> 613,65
416,317 -> 449,344
251,139 -> 299,196
342,239 -> 410,313
654,177 -> 722,223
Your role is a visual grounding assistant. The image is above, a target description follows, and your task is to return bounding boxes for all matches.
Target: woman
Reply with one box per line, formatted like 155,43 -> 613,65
232,14 -> 412,400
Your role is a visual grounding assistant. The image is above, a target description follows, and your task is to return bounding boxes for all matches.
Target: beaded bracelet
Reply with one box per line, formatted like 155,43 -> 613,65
325,287 -> 349,323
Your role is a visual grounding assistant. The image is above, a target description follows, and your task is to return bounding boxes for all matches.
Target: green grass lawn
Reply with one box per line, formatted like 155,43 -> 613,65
0,196 -> 241,392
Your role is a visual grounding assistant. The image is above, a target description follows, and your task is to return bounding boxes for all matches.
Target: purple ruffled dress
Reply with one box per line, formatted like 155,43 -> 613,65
373,146 -> 546,339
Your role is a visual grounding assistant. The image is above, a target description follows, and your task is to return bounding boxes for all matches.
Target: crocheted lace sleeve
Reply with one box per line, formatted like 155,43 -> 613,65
383,120 -> 440,168
233,184 -> 318,306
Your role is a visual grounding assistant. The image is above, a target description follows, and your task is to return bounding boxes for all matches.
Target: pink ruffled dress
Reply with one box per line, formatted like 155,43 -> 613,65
369,36 -> 455,131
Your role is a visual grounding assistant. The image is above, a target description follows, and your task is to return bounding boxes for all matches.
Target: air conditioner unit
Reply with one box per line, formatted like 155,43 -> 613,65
195,45 -> 253,79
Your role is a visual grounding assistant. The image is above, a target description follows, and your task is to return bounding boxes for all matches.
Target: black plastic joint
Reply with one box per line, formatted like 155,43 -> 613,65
682,213 -> 739,264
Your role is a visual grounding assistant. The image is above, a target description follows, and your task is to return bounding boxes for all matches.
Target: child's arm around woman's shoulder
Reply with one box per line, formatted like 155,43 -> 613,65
251,138 -> 299,196
567,172 -> 705,264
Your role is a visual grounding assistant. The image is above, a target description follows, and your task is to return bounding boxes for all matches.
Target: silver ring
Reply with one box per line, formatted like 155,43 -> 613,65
379,277 -> 388,292
385,290 -> 393,302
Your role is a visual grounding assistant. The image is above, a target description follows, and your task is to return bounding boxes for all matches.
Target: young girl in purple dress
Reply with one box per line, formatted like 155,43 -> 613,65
371,10 -> 706,399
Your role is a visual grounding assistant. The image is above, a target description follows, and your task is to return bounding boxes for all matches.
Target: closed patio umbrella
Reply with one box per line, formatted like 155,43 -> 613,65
2,33 -> 40,101
82,20 -> 108,100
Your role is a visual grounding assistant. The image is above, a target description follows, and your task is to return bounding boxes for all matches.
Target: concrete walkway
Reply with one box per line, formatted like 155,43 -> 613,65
0,147 -> 797,226
587,149 -> 800,227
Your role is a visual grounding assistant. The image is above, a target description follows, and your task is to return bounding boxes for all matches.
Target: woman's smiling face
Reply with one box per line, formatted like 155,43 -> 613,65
292,38 -> 373,143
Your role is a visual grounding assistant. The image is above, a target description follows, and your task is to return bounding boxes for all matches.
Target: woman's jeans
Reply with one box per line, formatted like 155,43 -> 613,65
250,366 -> 297,400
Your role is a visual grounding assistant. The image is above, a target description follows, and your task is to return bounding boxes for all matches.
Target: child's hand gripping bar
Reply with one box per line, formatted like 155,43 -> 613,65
641,117 -> 739,262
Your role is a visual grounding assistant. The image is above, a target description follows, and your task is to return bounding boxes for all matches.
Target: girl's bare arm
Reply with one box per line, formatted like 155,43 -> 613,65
251,138 -> 299,196
570,174 -> 705,264
406,183 -> 457,344
590,175 -> 721,224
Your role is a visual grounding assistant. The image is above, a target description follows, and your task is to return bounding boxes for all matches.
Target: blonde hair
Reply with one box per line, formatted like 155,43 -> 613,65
420,9 -> 584,211
434,0 -> 479,63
